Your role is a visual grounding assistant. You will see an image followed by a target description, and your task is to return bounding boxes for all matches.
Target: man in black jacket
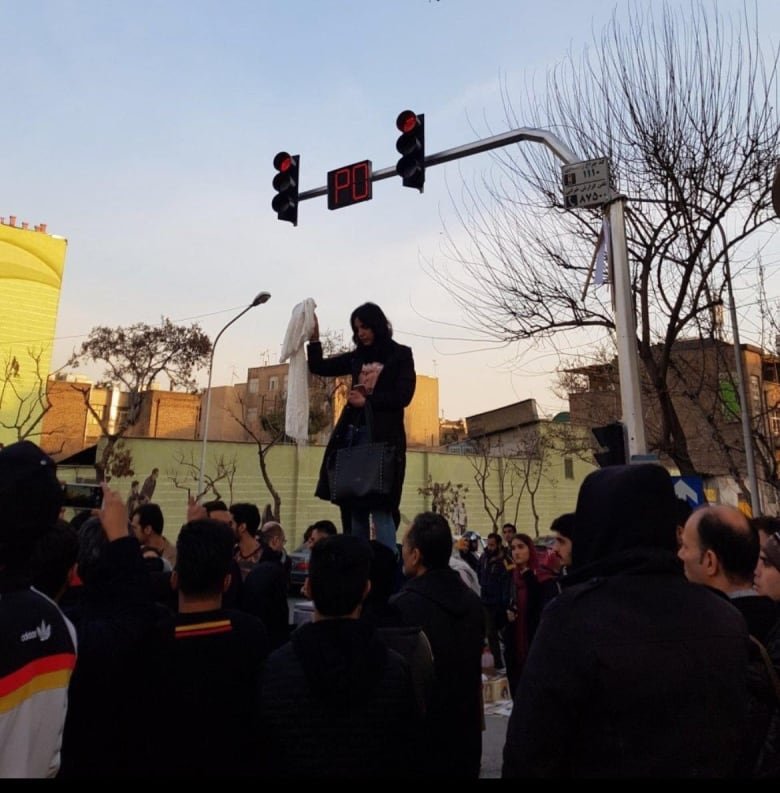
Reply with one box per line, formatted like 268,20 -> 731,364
158,519 -> 269,777
503,464 -> 749,778
678,504 -> 778,775
241,522 -> 290,650
392,512 -> 485,779
478,532 -> 510,672
260,535 -> 419,778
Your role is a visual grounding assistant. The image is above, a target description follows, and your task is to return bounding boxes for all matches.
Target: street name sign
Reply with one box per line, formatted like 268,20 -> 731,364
562,157 -> 612,209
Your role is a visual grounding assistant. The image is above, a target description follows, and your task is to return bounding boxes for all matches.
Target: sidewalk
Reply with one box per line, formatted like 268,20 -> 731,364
480,673 -> 512,779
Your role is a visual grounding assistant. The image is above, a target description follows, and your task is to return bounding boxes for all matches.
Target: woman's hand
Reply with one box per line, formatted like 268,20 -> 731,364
347,388 -> 366,407
309,313 -> 319,342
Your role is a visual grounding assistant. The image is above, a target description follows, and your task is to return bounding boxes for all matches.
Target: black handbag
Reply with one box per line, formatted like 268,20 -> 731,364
328,402 -> 396,503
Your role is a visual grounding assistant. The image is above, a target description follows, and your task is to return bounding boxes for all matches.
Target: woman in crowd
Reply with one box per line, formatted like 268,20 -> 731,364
502,533 -> 542,693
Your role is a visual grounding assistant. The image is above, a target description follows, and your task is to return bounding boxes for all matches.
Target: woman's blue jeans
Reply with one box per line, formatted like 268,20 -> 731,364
350,504 -> 398,552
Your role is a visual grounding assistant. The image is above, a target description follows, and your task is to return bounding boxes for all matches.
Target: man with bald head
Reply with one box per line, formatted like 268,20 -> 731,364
679,505 -> 775,637
679,504 -> 777,776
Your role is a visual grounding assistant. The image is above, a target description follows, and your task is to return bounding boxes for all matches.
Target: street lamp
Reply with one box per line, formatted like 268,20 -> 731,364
197,291 -> 271,498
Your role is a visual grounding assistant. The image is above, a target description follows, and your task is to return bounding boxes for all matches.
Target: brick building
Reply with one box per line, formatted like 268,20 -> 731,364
566,338 -> 780,505
41,377 -> 200,460
201,362 -> 441,447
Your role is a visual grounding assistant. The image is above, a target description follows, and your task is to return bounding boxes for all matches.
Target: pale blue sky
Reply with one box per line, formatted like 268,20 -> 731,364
2,0 -> 779,419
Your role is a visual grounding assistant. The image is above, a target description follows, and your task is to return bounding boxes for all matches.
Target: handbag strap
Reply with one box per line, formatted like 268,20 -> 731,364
341,396 -> 376,447
750,634 -> 780,705
362,399 -> 376,444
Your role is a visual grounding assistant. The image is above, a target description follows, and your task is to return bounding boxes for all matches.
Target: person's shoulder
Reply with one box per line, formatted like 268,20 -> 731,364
224,607 -> 268,632
550,576 -> 610,610
389,582 -> 422,609
383,645 -> 416,690
264,636 -> 300,677
392,340 -> 413,357
462,582 -> 484,614
243,559 -> 270,583
223,608 -> 271,651
4,587 -> 77,652
691,582 -> 751,625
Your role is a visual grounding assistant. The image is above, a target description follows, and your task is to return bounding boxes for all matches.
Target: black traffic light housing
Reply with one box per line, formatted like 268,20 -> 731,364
395,110 -> 425,192
272,152 -> 300,225
592,422 -> 627,467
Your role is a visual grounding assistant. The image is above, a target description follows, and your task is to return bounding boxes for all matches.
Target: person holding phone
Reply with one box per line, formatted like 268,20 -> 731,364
307,302 -> 415,551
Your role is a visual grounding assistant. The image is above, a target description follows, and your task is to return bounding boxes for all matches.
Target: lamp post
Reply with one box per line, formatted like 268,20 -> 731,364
197,291 -> 271,499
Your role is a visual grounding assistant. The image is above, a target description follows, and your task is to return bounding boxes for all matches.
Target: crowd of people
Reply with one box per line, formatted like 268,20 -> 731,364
5,302 -> 780,779
1,440 -> 489,779
6,437 -> 780,778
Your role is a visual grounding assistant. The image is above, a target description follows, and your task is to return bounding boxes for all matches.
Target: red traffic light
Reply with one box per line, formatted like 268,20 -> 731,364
272,152 -> 299,226
396,110 -> 419,134
395,110 -> 425,191
273,151 -> 294,172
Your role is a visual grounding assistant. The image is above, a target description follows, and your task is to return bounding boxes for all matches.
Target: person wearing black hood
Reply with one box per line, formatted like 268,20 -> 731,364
259,534 -> 419,778
307,302 -> 415,552
392,512 -> 485,779
502,464 -> 749,779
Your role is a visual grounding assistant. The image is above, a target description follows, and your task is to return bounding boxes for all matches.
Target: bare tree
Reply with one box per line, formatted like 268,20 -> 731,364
507,426 -> 567,536
428,3 -> 780,478
0,348 -> 57,443
168,449 -> 238,502
562,332 -> 780,503
466,437 -> 520,532
68,318 -> 211,479
228,394 -> 286,521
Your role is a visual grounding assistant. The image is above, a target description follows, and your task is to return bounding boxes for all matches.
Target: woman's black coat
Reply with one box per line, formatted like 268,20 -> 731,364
307,338 -> 415,511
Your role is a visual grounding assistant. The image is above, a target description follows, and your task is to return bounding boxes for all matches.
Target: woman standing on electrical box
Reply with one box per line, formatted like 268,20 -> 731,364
307,302 -> 415,552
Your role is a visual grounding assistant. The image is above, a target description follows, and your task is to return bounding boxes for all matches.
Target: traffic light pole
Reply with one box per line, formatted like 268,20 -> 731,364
297,125 -> 648,461
298,127 -> 579,201
607,198 -> 647,460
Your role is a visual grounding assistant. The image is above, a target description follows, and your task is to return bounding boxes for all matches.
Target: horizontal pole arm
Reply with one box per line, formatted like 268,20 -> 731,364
298,127 -> 580,201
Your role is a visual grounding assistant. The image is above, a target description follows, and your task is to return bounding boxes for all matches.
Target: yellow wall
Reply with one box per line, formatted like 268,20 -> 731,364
405,374 -> 440,447
0,222 -> 67,445
58,436 -> 593,547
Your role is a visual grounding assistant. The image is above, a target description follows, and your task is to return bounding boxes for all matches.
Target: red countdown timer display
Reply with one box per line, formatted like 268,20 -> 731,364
327,159 -> 373,210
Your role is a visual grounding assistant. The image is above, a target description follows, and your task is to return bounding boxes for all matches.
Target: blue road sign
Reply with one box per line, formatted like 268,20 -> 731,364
670,475 -> 706,507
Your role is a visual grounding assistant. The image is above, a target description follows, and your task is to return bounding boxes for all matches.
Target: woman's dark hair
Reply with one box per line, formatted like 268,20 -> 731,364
350,302 -> 393,348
